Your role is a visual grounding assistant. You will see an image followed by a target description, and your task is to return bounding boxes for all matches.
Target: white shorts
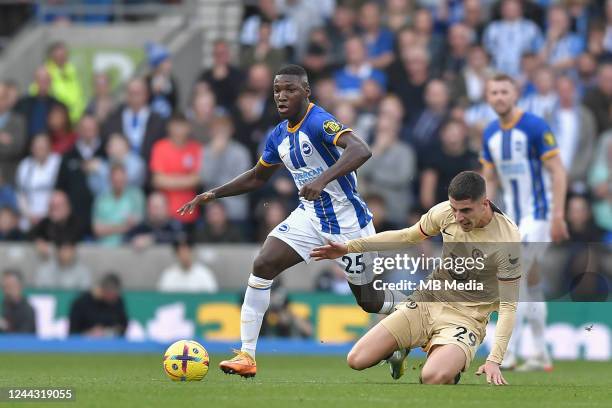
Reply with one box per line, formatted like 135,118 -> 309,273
268,207 -> 378,285
518,216 -> 551,276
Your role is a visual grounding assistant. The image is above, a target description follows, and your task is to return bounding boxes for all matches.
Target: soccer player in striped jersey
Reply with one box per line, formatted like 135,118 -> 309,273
481,74 -> 569,371
177,65 -> 406,377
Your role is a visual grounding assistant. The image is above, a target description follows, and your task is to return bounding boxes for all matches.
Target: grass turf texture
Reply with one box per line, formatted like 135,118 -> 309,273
0,354 -> 610,408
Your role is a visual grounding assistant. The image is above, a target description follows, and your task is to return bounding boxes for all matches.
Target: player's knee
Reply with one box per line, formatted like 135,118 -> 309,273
346,349 -> 367,371
252,255 -> 280,280
420,368 -> 456,385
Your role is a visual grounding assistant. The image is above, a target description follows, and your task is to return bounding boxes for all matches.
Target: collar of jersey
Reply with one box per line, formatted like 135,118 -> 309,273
287,102 -> 314,133
500,109 -> 523,130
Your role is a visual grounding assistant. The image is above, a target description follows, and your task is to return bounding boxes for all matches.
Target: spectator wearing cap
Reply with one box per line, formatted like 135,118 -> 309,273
69,273 -> 128,337
145,42 -> 179,119
34,241 -> 92,290
43,42 -> 84,123
0,269 -> 35,334
157,237 -> 219,293
101,77 -> 166,164
92,163 -> 145,246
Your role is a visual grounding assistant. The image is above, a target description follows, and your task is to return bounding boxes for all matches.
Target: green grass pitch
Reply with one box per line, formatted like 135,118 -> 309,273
0,354 -> 610,407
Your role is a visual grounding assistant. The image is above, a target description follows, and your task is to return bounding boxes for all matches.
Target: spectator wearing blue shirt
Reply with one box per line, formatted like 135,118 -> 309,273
358,2 -> 395,69
483,0 -> 544,77
539,5 -> 584,73
334,36 -> 386,104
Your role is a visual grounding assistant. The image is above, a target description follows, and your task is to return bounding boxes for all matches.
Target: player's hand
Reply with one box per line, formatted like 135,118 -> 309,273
176,191 -> 216,216
299,179 -> 326,201
310,241 -> 349,261
475,361 -> 508,385
550,216 -> 569,243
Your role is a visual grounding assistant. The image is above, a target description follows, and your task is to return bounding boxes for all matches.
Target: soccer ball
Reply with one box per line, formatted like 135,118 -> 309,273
162,340 -> 210,381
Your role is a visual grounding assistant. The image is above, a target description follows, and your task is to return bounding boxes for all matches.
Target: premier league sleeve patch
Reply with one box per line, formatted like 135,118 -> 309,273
323,120 -> 343,135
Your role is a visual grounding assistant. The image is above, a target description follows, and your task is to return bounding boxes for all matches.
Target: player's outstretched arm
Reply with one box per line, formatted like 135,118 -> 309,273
310,222 -> 429,260
177,161 -> 280,215
299,132 -> 371,201
543,154 -> 569,242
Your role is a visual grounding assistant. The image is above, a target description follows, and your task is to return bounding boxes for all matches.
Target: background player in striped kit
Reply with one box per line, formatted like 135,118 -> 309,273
481,74 -> 569,371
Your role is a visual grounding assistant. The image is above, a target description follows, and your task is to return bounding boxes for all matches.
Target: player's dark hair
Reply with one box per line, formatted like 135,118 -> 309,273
276,65 -> 309,83
448,171 -> 486,201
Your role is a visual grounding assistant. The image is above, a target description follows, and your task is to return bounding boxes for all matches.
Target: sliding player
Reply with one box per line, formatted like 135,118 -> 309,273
311,171 -> 521,385
481,74 -> 568,371
178,65 -> 406,378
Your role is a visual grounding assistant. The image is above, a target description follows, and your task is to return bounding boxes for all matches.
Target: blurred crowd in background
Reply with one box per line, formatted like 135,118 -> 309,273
0,0 -> 611,248
0,0 -> 611,337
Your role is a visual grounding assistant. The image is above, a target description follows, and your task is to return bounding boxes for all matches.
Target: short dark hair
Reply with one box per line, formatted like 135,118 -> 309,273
2,268 -> 24,284
448,171 -> 486,201
100,272 -> 121,291
276,64 -> 308,83
169,112 -> 188,123
172,234 -> 194,252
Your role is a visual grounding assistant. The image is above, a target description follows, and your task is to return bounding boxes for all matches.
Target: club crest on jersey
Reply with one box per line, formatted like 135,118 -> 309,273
544,132 -> 556,146
323,120 -> 342,135
278,224 -> 290,232
301,140 -> 313,156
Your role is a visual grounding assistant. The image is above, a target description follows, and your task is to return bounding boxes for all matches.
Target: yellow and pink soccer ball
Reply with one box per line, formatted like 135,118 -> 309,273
162,340 -> 209,381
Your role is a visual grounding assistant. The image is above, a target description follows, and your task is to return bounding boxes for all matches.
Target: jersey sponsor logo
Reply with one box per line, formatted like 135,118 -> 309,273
499,162 -> 527,175
322,120 -> 342,135
294,166 -> 324,187
301,140 -> 313,157
544,132 -> 556,146
278,223 -> 289,232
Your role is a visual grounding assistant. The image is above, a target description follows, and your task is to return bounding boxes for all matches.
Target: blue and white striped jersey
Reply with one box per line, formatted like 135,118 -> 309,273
260,103 -> 372,234
481,111 -> 559,224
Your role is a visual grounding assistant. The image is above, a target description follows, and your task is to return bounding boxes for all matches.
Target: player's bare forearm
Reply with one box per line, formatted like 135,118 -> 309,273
210,161 -> 279,199
544,155 -> 567,220
317,132 -> 371,186
481,163 -> 498,201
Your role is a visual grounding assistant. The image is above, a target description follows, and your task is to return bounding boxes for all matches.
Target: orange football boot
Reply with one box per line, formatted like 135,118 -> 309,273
219,350 -> 257,378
